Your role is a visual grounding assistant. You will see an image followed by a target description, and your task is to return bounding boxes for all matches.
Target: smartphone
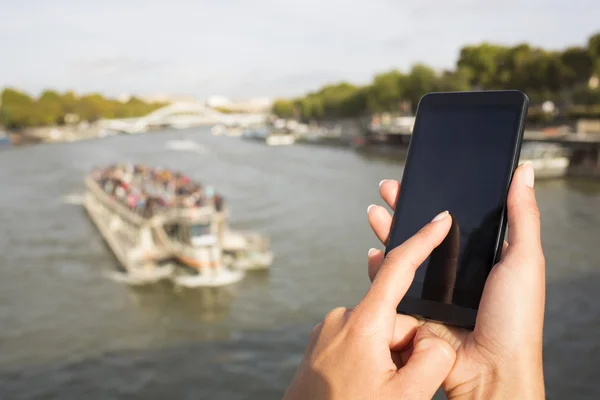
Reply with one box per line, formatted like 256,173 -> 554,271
385,90 -> 529,329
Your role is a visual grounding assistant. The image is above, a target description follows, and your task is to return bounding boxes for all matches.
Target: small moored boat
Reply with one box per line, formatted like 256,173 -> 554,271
519,143 -> 570,179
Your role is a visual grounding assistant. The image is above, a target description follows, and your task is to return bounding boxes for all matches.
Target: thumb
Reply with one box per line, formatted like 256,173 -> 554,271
506,161 -> 542,251
387,326 -> 456,399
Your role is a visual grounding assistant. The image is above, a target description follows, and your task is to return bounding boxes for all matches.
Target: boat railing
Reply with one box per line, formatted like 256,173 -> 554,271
161,207 -> 229,223
86,176 -> 229,226
161,206 -> 213,220
85,176 -> 146,227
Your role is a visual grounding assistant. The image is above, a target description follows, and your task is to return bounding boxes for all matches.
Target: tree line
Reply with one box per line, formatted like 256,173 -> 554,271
0,88 -> 166,129
272,32 -> 600,121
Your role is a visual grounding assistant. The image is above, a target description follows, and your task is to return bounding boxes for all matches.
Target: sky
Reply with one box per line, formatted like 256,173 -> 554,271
1,0 -> 599,100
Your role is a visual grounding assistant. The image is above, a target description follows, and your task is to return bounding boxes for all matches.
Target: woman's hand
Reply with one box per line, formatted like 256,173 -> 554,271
367,162 -> 546,399
284,212 -> 458,400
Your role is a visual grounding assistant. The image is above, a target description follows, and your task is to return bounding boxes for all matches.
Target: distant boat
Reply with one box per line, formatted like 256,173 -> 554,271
242,126 -> 295,146
519,143 -> 570,179
211,124 -> 226,136
211,124 -> 243,137
165,139 -> 208,154
266,133 -> 295,146
242,126 -> 269,139
0,130 -> 11,147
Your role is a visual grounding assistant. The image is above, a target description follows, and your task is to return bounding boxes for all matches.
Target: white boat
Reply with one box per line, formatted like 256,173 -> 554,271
242,127 -> 269,139
225,127 -> 244,137
165,140 -> 208,154
84,187 -> 175,285
104,265 -> 174,286
172,268 -> 244,288
221,231 -> 273,270
211,124 -> 227,136
242,125 -> 295,146
266,134 -> 295,146
520,143 -> 570,179
0,130 -> 11,147
83,164 -> 273,287
211,124 -> 243,137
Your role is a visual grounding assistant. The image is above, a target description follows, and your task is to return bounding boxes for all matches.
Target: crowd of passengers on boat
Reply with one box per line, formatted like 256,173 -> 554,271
91,164 -> 225,218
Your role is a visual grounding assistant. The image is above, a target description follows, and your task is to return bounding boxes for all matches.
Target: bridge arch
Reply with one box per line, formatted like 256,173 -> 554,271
143,102 -> 226,124
100,101 -> 269,134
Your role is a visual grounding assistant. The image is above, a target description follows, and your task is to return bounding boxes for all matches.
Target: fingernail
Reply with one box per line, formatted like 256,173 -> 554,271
431,210 -> 449,222
367,204 -> 376,214
368,248 -> 378,256
379,179 -> 388,188
522,161 -> 535,188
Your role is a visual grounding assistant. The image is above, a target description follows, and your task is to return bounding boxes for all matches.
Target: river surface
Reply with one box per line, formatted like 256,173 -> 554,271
0,128 -> 599,399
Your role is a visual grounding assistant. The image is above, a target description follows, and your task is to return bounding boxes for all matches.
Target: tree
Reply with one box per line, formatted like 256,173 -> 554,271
560,47 -> 595,87
0,88 -> 36,128
37,90 -> 64,125
366,70 -> 407,112
272,99 -> 295,118
317,82 -> 362,118
297,95 -> 324,121
587,32 -> 600,76
274,31 -> 600,121
340,86 -> 368,117
60,91 -> 78,114
405,64 -> 438,109
572,85 -> 600,104
0,88 -> 165,129
457,43 -> 509,89
436,69 -> 471,92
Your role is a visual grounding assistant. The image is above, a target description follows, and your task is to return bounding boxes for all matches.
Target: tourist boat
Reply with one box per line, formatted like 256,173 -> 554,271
83,164 -> 273,287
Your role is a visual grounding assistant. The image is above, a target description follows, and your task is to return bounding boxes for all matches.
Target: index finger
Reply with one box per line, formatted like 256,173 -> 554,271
356,211 -> 453,321
379,179 -> 400,210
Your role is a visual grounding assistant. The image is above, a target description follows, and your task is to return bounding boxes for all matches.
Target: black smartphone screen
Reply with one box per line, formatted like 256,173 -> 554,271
386,92 -> 527,322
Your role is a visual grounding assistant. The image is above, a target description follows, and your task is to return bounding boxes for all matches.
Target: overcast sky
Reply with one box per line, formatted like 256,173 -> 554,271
1,0 -> 598,100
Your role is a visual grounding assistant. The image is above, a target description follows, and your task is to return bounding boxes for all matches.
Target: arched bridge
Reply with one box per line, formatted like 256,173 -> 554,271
99,101 -> 268,134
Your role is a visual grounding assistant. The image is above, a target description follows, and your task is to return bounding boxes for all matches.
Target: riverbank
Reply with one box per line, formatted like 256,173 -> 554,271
9,124 -> 111,145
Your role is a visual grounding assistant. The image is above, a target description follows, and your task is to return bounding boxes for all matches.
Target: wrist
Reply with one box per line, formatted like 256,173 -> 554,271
446,365 -> 545,400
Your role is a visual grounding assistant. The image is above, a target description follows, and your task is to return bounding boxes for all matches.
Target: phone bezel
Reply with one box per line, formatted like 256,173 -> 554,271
386,90 -> 529,329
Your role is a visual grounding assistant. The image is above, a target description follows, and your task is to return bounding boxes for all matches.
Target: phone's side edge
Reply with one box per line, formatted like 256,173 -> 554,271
492,93 -> 530,265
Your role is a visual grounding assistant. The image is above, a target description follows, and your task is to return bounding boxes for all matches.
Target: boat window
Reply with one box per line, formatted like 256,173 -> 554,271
188,223 -> 216,246
164,223 -> 179,239
189,223 -> 211,238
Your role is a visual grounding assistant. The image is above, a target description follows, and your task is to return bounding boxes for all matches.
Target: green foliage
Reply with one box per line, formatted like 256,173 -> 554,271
457,43 -> 509,88
272,99 -> 295,118
275,83 -> 367,120
560,47 -> 595,87
589,33 -> 600,75
367,70 -> 406,113
572,86 -> 600,105
0,89 -> 165,129
404,64 -> 438,110
283,31 -> 600,121
564,104 -> 600,119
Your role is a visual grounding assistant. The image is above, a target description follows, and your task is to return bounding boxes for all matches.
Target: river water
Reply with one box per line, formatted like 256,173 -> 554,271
0,128 -> 599,399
